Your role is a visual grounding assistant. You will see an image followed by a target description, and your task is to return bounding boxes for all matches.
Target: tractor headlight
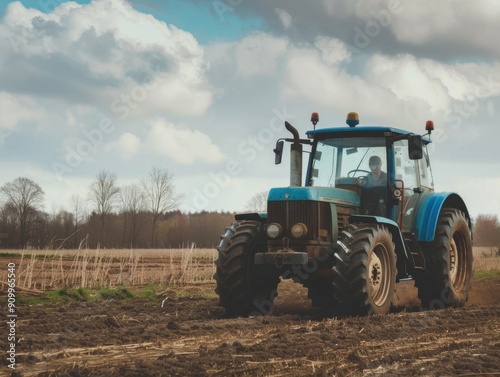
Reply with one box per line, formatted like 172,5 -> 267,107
291,223 -> 308,239
267,223 -> 282,239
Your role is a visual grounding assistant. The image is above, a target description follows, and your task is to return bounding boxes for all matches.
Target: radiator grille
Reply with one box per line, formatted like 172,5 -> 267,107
336,206 -> 352,231
268,201 -> 331,241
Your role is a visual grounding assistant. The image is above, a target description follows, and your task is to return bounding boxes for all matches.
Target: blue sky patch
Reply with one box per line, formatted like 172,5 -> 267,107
1,0 -> 265,44
0,0 -> 91,15
131,0 -> 265,44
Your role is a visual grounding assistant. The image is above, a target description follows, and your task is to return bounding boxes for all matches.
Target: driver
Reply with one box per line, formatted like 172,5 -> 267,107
365,156 -> 387,187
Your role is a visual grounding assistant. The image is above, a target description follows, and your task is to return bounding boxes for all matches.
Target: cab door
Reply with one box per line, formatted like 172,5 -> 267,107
392,140 -> 422,232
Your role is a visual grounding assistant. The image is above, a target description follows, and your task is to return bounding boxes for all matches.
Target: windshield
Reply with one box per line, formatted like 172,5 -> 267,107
309,137 -> 387,186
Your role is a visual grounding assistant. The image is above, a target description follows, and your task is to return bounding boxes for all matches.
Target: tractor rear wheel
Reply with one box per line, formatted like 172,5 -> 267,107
415,208 -> 473,309
214,221 -> 280,317
332,224 -> 397,315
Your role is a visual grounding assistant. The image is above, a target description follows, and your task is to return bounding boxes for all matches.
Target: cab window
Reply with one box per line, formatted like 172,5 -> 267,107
419,147 -> 434,189
394,140 -> 417,190
310,137 -> 386,186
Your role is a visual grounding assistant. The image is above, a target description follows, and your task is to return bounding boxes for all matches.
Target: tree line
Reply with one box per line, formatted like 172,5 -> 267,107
1,170 -> 499,249
0,169 -> 235,249
473,214 -> 500,248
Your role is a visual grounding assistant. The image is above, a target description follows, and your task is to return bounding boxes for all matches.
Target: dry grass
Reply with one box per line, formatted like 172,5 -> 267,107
0,246 -> 217,290
473,246 -> 500,272
1,246 -> 498,291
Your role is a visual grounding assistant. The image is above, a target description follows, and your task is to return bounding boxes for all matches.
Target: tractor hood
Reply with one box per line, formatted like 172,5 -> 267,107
268,186 -> 360,207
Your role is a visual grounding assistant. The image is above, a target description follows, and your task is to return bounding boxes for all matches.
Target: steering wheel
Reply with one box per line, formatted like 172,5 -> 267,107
348,169 -> 371,177
357,176 -> 368,186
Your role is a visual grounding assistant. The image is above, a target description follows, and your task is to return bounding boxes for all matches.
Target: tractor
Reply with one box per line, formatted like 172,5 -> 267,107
215,112 -> 473,317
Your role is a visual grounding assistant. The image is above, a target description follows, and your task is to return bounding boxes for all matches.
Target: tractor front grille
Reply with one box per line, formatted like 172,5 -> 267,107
336,206 -> 352,231
267,200 -> 331,242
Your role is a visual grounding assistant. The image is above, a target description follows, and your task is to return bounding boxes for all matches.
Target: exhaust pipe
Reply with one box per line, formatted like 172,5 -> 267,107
285,121 -> 302,187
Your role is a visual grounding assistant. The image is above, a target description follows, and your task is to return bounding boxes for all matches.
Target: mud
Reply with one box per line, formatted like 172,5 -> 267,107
2,278 -> 499,377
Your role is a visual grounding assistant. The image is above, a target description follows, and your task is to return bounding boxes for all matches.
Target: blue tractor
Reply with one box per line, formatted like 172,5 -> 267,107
215,112 -> 473,316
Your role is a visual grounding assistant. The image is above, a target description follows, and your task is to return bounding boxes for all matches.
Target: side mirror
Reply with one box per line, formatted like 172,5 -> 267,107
408,135 -> 423,160
274,140 -> 284,164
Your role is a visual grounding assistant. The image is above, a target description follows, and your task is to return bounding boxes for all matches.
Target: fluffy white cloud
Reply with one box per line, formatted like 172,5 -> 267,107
280,41 -> 500,129
145,119 -> 225,165
235,33 -> 288,77
282,48 -> 409,124
0,91 -> 46,129
105,132 -> 141,160
385,1 -> 500,56
366,54 -> 500,126
0,0 -> 213,117
366,54 -> 453,115
315,36 -> 352,65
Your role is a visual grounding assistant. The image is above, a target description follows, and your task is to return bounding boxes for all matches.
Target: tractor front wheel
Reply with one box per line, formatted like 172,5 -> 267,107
332,224 -> 397,315
214,221 -> 280,317
415,208 -> 473,309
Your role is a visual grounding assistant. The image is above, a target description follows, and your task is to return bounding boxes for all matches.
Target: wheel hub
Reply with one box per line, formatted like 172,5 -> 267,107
449,238 -> 458,285
369,253 -> 382,294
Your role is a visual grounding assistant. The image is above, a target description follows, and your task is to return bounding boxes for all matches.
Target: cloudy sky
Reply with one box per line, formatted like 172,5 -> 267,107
0,0 -> 499,218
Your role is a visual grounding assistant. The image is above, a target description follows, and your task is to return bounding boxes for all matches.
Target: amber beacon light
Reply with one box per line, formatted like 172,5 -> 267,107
425,120 -> 434,134
346,112 -> 359,127
311,112 -> 319,129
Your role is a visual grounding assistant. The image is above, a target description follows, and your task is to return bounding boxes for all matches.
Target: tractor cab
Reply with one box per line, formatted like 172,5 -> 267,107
306,113 -> 434,232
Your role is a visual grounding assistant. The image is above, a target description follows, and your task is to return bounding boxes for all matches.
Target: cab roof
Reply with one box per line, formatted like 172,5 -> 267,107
306,126 -> 431,143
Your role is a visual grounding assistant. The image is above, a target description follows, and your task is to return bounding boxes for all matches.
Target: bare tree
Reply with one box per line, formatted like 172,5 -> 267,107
245,191 -> 269,212
31,210 -> 50,249
142,167 -> 180,247
0,177 -> 45,248
70,194 -> 87,248
88,170 -> 120,245
119,183 -> 145,248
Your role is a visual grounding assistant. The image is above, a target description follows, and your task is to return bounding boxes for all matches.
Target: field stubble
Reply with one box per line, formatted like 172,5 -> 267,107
0,247 -> 499,376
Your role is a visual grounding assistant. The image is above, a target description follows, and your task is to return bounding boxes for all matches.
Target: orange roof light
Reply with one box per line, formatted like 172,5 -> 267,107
311,112 -> 319,126
425,120 -> 434,133
346,112 -> 359,127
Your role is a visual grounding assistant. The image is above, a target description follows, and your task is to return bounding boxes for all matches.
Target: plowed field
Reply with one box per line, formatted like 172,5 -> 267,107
2,277 -> 499,377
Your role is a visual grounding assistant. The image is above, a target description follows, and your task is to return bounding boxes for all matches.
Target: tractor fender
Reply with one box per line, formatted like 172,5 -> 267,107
412,192 -> 471,242
349,215 -> 410,263
235,212 -> 267,223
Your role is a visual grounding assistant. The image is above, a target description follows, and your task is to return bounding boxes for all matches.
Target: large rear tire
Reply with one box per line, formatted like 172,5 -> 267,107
415,208 -> 473,309
332,224 -> 397,315
214,221 -> 280,317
